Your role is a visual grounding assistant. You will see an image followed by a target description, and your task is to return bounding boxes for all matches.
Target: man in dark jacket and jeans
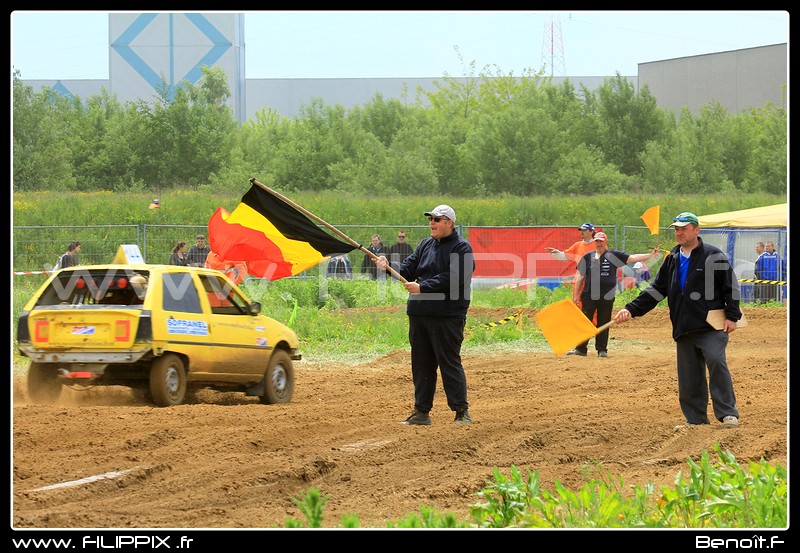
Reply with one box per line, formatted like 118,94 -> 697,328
375,204 -> 475,425
614,211 -> 742,429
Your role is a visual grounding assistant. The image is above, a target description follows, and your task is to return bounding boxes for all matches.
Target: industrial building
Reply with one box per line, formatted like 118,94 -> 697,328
21,13 -> 787,123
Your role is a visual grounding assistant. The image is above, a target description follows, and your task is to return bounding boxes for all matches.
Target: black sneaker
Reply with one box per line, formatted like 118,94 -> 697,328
454,409 -> 472,424
402,410 -> 431,425
598,351 -> 608,358
567,349 -> 587,356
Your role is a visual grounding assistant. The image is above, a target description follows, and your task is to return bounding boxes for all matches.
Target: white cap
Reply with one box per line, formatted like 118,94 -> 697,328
424,204 -> 456,222
633,262 -> 644,270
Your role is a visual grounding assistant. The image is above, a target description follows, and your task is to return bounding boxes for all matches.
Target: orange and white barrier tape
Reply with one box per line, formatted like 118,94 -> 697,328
13,270 -> 54,276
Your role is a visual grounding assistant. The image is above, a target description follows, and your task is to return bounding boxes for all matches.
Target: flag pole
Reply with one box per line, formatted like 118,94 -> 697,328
250,178 -> 408,283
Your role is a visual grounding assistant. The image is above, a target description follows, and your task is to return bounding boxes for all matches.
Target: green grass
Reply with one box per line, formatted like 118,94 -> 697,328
281,444 -> 786,528
13,190 -> 784,228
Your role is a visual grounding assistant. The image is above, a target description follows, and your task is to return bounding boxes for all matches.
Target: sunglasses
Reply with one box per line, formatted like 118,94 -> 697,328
428,217 -> 448,223
673,216 -> 695,223
397,235 -> 406,239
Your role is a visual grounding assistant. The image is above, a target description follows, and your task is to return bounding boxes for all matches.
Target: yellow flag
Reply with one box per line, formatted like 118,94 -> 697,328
535,299 -> 600,356
640,206 -> 660,235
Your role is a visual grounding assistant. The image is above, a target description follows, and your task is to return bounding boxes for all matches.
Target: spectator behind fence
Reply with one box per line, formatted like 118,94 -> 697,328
755,240 -> 782,302
326,254 -> 353,280
633,261 -> 651,288
753,241 -> 766,302
54,241 -> 81,270
361,234 -> 388,280
187,234 -> 211,267
168,241 -> 189,266
204,250 -> 247,284
388,231 -> 414,264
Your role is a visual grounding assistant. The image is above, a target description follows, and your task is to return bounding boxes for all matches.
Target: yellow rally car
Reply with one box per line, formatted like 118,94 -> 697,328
16,264 -> 301,407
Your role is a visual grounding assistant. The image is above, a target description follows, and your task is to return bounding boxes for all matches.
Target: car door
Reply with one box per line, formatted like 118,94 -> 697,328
158,270 -> 216,374
197,272 -> 268,379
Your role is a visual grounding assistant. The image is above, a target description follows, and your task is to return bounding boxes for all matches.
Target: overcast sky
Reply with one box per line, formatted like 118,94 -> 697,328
11,10 -> 788,80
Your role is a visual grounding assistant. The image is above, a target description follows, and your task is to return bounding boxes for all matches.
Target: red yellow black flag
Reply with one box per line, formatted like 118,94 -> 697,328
208,184 -> 357,281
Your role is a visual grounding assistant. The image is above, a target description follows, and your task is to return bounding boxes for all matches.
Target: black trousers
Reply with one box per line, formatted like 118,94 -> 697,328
576,296 -> 614,353
408,315 -> 469,413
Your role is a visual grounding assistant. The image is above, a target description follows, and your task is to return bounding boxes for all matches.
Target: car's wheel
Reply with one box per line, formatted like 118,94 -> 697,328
149,354 -> 187,407
27,362 -> 62,404
259,350 -> 294,404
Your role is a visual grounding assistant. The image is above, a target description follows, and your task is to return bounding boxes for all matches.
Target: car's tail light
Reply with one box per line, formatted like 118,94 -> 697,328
115,320 -> 130,342
34,320 -> 49,343
66,372 -> 93,379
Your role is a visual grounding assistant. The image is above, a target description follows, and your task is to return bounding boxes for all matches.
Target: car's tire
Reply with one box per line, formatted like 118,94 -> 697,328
27,362 -> 62,404
149,354 -> 187,407
259,350 -> 294,405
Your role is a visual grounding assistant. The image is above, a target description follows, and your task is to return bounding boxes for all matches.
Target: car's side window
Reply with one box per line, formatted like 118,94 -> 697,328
199,274 -> 248,315
162,273 -> 202,314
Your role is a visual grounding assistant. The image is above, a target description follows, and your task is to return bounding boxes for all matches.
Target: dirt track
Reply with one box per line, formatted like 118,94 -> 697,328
11,308 -> 787,529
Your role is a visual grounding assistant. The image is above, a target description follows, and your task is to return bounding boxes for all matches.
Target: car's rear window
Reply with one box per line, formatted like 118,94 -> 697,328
34,269 -> 149,308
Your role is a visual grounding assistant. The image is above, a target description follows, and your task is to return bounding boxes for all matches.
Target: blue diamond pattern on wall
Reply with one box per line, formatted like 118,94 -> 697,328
111,13 -> 231,100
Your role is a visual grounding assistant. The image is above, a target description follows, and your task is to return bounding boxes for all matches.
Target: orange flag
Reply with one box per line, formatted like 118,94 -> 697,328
640,206 -> 660,235
535,299 -> 606,357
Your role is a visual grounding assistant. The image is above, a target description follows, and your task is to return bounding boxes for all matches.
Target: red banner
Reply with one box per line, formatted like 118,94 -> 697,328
469,227 -> 585,279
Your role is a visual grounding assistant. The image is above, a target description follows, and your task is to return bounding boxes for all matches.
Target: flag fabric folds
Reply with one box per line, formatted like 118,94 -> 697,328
535,299 -> 602,356
640,206 -> 660,235
208,185 -> 357,280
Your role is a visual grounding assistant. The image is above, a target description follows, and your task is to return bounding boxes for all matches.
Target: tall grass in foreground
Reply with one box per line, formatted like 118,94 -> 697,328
281,444 -> 787,529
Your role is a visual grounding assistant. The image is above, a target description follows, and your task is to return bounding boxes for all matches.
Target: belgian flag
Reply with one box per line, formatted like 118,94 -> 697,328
208,184 -> 356,280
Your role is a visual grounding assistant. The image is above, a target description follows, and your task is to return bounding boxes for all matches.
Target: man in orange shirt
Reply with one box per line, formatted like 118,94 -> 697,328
545,222 -> 598,321
204,251 -> 248,285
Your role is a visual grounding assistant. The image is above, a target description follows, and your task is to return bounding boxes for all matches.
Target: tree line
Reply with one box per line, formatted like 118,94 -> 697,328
12,62 -> 787,197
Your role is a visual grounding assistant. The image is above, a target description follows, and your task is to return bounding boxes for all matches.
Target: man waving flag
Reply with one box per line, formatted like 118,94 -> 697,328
209,182 -> 357,280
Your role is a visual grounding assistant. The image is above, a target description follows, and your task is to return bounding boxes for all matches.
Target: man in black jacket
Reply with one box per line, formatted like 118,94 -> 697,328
614,211 -> 742,429
387,230 -> 414,263
361,234 -> 387,279
375,205 -> 475,425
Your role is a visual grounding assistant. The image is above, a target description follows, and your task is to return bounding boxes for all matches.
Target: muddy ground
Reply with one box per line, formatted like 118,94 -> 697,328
10,307 -> 787,532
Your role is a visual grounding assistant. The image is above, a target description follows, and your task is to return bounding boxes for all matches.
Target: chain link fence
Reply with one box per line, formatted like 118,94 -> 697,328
13,224 -> 786,303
